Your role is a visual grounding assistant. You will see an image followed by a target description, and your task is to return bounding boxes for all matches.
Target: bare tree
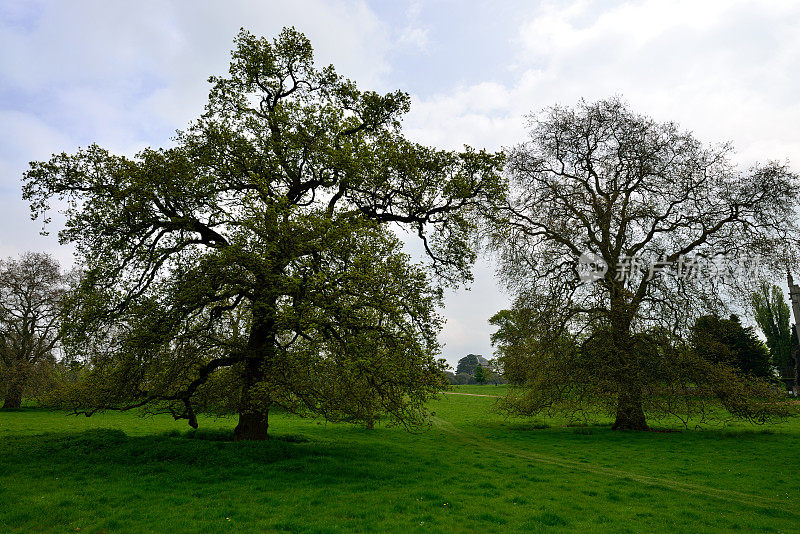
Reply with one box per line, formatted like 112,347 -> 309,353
0,252 -> 68,409
487,98 -> 799,430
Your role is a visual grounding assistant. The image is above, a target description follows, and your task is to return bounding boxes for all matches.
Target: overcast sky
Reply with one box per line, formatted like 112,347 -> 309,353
2,0 -> 800,368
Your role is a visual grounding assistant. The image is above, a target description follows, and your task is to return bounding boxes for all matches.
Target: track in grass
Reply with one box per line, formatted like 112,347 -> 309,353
432,415 -> 797,514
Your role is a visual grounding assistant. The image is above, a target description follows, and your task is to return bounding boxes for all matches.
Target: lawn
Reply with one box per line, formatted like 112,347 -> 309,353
1,389 -> 799,533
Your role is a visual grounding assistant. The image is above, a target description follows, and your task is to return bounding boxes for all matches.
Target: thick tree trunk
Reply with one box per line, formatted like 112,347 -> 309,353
608,295 -> 648,431
612,384 -> 648,431
2,383 -> 23,409
234,317 -> 273,441
234,409 -> 269,441
364,403 -> 376,430
234,358 -> 270,441
234,286 -> 284,441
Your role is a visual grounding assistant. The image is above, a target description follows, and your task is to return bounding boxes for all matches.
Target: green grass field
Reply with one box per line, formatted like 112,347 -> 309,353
2,386 -> 799,533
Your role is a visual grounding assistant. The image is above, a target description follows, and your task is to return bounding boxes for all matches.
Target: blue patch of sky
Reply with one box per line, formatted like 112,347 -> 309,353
0,0 -> 44,33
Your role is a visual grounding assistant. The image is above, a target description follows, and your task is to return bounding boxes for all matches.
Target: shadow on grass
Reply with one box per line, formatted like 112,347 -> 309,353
173,428 -> 309,443
0,406 -> 51,413
0,427 -> 396,486
465,418 -> 788,446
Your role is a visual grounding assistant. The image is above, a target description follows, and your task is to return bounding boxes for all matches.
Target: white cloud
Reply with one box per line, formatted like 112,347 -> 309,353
0,0 -> 390,148
407,0 -> 800,167
403,82 -> 524,151
397,26 -> 429,51
395,0 -> 429,52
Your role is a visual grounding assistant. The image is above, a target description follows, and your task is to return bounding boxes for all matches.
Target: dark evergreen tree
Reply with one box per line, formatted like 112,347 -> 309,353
690,315 -> 772,378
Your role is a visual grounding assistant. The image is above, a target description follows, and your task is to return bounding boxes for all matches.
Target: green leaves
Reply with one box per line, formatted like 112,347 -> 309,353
21,28 -> 502,436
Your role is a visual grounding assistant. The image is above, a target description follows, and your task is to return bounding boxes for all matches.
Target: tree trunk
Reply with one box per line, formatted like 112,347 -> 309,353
2,383 -> 23,409
234,358 -> 269,441
234,409 -> 269,441
234,357 -> 270,441
233,296 -> 277,441
364,403 -> 375,430
612,383 -> 648,431
608,293 -> 648,431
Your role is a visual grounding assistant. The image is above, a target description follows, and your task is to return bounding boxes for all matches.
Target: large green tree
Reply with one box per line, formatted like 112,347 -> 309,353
22,28 -> 502,440
455,354 -> 486,376
486,98 -> 799,430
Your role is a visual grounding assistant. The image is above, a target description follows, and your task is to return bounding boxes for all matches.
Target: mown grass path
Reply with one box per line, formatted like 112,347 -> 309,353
432,416 -> 792,512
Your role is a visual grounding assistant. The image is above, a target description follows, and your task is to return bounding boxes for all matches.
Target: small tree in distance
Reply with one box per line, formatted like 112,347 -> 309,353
474,364 -> 487,385
456,354 -> 485,376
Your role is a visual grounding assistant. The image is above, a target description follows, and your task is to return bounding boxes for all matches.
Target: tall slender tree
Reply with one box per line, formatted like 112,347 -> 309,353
751,283 -> 795,383
23,28 -> 503,439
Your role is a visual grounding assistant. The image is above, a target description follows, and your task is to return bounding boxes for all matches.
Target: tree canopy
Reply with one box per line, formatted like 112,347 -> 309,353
455,354 -> 487,376
485,98 -> 799,430
22,28 -> 502,439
